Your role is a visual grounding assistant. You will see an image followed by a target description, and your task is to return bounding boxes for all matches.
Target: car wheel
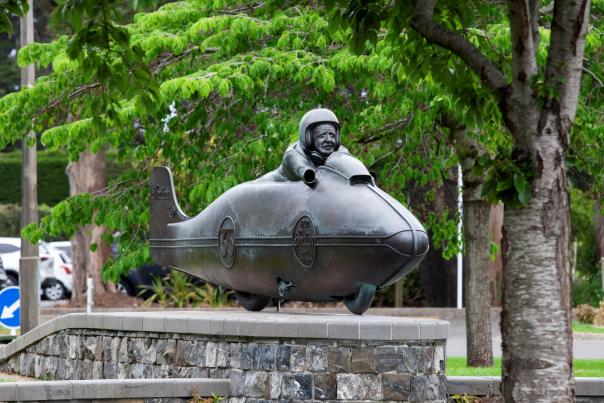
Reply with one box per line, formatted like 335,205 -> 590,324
6,273 -> 18,286
43,281 -> 66,300
116,280 -> 134,296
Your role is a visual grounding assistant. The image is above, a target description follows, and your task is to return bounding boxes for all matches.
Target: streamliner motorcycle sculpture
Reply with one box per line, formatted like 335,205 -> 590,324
149,110 -> 429,314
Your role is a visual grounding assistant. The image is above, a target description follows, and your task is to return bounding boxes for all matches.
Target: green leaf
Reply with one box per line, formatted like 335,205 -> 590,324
513,173 -> 532,205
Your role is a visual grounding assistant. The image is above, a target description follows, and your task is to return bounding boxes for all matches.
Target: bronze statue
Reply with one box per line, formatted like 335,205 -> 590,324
257,108 -> 350,184
149,108 -> 428,314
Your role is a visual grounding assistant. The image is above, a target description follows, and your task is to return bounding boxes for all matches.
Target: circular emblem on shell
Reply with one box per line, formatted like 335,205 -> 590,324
218,216 -> 235,268
293,215 -> 315,268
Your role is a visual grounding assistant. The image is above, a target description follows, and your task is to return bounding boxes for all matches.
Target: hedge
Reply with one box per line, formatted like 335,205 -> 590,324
0,151 -> 70,205
0,151 -> 122,206
0,203 -> 52,237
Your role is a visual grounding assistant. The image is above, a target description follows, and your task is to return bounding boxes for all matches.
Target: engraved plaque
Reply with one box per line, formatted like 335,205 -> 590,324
293,215 -> 315,268
151,183 -> 170,200
376,353 -> 404,366
218,216 -> 235,268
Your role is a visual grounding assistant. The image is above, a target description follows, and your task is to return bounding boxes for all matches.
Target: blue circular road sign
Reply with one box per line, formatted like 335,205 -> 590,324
0,286 -> 20,329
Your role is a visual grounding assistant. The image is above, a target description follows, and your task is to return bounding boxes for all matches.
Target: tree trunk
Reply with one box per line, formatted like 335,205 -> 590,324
445,118 -> 494,366
489,203 -> 504,306
464,200 -> 493,367
596,200 -> 604,300
502,129 -> 573,402
596,200 -> 604,261
90,224 -> 115,295
69,229 -> 89,300
66,150 -> 113,299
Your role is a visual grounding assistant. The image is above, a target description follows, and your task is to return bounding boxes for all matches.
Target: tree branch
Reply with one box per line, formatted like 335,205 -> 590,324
221,2 -> 265,15
357,113 -> 414,144
507,0 -> 539,94
441,113 -> 488,201
528,0 -> 541,48
150,47 -> 219,74
544,0 -> 591,126
583,66 -> 603,88
505,0 -> 541,144
409,0 -> 507,93
36,83 -> 102,116
37,46 -> 219,118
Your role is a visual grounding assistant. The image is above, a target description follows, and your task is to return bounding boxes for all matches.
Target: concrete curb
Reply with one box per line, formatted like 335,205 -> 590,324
447,376 -> 604,397
3,375 -> 601,401
574,332 -> 604,341
0,311 -> 449,360
0,378 -> 230,401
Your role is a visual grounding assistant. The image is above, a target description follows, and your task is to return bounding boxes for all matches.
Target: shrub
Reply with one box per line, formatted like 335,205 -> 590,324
194,283 -> 234,307
573,274 -> 604,307
594,302 -> 604,327
575,304 -> 597,324
143,271 -> 233,308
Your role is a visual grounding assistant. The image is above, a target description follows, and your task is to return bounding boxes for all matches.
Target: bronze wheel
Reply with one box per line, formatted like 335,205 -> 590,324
235,291 -> 271,311
344,283 -> 376,315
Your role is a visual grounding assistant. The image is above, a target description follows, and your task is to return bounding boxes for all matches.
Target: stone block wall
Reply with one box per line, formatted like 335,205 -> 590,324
1,328 -> 447,402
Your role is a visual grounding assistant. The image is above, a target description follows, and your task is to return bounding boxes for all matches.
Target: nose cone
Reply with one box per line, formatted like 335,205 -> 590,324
386,230 -> 430,256
415,230 -> 429,255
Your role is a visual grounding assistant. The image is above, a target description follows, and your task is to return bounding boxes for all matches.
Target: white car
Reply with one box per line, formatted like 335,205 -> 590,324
49,241 -> 71,258
0,237 -> 73,300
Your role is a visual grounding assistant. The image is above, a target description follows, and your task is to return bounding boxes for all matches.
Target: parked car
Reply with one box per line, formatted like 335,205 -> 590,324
0,237 -> 73,300
116,264 -> 171,299
49,241 -> 71,258
52,241 -> 173,300
0,256 -> 9,289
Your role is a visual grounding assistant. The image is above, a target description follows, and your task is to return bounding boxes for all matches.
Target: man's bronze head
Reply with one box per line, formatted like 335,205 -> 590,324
298,108 -> 341,153
311,123 -> 338,157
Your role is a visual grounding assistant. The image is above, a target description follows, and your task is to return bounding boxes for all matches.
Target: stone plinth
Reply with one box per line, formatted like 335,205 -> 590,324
0,311 -> 448,402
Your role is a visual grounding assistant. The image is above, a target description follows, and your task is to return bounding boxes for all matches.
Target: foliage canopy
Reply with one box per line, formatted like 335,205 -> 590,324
0,0 -> 601,284
1,0 -> 469,281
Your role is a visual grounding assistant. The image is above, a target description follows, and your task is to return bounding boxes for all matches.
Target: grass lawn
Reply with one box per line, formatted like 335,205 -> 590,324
573,321 -> 604,334
447,357 -> 604,377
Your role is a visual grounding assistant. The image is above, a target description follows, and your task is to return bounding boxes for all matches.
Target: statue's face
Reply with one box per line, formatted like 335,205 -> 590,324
311,123 -> 337,156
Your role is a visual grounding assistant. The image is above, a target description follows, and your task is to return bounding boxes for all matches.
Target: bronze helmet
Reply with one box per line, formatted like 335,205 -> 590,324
298,108 -> 341,152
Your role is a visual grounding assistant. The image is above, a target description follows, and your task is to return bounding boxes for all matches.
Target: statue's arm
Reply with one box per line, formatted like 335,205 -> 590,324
281,150 -> 315,183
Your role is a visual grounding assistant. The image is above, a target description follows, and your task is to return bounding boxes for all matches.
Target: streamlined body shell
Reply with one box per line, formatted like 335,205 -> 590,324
150,152 -> 428,313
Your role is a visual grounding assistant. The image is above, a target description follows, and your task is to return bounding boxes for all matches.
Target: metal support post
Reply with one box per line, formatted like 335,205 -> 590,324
457,164 -> 463,309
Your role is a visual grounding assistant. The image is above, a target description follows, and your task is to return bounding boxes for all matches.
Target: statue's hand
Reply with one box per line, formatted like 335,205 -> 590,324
303,169 -> 316,187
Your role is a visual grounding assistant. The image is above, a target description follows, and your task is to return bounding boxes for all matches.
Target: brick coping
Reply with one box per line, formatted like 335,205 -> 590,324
0,311 -> 448,360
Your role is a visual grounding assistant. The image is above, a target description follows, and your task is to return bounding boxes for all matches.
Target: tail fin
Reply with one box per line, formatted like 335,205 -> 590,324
150,166 -> 189,240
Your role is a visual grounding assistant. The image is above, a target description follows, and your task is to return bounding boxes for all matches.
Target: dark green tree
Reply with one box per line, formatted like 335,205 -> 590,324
324,0 -> 594,400
0,1 -> 464,304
